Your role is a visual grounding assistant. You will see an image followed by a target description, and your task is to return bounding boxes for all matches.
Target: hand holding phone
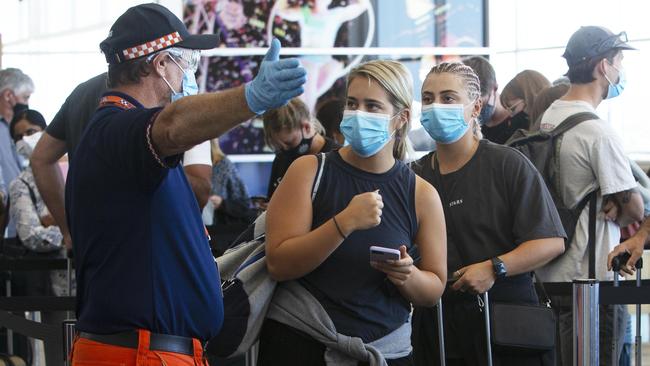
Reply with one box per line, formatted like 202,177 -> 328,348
369,246 -> 401,262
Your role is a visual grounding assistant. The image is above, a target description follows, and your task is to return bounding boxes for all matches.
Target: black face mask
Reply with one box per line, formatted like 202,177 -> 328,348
510,111 -> 530,129
12,103 -> 28,119
283,131 -> 313,160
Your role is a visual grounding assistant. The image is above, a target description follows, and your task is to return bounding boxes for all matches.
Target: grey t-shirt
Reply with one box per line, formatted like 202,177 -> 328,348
536,99 -> 637,282
46,73 -> 107,161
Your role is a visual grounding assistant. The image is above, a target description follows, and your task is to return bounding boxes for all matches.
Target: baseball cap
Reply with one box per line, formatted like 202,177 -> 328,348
563,26 -> 635,67
100,3 -> 220,64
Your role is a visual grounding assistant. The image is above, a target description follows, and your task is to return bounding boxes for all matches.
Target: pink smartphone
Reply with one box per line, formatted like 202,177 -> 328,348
369,246 -> 400,262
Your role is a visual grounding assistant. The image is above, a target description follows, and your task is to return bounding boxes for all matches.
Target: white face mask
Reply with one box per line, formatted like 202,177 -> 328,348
15,131 -> 43,159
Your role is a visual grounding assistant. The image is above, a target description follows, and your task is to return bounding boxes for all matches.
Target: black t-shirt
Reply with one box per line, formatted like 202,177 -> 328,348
481,112 -> 529,145
46,73 -> 108,161
266,136 -> 340,198
411,140 -> 565,301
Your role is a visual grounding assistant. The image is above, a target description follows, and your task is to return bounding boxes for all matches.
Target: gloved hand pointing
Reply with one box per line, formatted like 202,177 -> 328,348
245,38 -> 307,114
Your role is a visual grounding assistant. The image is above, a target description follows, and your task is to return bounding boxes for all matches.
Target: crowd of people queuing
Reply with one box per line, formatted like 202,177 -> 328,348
0,3 -> 646,366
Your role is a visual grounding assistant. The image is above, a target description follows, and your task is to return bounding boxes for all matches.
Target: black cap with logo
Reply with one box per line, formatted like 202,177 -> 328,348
563,26 -> 635,67
100,3 -> 220,64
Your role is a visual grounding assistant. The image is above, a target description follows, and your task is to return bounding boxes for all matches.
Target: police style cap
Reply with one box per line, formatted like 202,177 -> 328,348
563,26 -> 635,67
100,3 -> 219,64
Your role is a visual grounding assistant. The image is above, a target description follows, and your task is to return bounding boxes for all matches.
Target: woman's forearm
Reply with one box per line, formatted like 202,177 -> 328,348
266,217 -> 346,281
396,268 -> 444,307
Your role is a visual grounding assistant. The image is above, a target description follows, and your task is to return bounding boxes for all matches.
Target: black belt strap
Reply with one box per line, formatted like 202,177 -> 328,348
79,331 -> 196,356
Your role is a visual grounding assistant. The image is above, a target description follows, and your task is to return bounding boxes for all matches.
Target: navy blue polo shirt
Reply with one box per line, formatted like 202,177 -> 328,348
65,91 -> 223,340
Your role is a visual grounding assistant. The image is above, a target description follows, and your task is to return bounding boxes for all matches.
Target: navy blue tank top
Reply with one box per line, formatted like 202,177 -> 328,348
301,151 -> 418,342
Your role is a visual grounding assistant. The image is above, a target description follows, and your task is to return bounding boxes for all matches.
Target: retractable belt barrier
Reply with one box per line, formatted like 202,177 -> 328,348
558,252 -> 648,366
0,256 -> 75,365
544,279 -> 650,305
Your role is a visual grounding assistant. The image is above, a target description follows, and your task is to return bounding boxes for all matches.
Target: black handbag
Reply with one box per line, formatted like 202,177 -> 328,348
489,299 -> 556,355
490,275 -> 556,355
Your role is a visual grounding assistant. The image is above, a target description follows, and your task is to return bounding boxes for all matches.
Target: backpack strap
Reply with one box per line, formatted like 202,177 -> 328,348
588,192 -> 597,278
0,195 -> 10,251
548,111 -> 599,137
18,178 -> 37,206
311,153 -> 326,202
548,111 -> 599,278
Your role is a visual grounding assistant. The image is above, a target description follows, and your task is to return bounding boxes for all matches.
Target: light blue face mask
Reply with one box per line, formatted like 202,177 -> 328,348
604,62 -> 625,100
163,56 -> 199,102
340,110 -> 396,157
420,103 -> 471,144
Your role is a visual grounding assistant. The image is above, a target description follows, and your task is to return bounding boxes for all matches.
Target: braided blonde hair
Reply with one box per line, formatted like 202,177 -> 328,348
427,62 -> 483,139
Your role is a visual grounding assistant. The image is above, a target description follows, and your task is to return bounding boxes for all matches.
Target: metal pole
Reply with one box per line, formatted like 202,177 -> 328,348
245,342 -> 258,366
67,258 -> 73,319
635,258 -> 643,366
612,273 -> 619,366
436,300 -> 446,366
62,319 -> 76,366
5,277 -> 12,355
482,292 -> 493,366
573,279 -> 599,366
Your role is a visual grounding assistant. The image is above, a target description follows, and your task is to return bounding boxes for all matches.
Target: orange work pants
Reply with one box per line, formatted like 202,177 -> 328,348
71,329 -> 209,366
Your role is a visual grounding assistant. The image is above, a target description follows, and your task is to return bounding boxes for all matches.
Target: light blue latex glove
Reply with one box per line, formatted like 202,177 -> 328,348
245,38 -> 307,115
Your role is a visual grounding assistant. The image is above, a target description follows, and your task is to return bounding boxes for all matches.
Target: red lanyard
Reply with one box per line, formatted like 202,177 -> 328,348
98,95 -> 137,110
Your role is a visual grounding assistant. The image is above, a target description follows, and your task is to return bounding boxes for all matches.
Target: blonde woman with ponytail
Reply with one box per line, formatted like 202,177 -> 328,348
260,60 -> 447,365
411,62 -> 566,366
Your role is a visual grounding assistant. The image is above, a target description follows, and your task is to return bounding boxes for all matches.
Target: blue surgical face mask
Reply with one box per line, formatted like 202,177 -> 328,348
479,103 -> 495,125
604,62 -> 625,100
420,103 -> 471,144
340,110 -> 396,157
163,56 -> 199,102
478,93 -> 496,125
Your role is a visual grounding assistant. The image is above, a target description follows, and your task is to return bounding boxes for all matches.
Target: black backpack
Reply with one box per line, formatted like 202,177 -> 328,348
506,112 -> 599,276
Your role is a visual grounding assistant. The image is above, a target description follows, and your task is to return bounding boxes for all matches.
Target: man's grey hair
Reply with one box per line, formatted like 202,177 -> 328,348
0,68 -> 35,96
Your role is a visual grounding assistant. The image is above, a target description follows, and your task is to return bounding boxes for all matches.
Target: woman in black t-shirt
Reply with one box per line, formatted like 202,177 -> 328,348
410,62 -> 566,366
262,98 -> 340,198
260,60 -> 447,366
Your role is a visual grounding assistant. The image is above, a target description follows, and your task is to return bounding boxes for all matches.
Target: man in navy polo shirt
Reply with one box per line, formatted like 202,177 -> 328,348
65,3 -> 306,365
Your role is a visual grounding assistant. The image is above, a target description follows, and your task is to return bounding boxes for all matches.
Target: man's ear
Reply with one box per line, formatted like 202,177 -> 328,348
595,58 -> 610,80
1,89 -> 14,105
150,52 -> 171,79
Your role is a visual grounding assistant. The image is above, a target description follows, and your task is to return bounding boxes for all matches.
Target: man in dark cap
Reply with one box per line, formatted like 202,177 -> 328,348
66,3 -> 306,364
535,26 -> 643,366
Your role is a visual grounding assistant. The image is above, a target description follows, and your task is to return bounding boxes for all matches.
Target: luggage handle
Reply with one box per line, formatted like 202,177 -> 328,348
478,293 -> 494,366
610,252 -> 643,366
611,252 -> 643,272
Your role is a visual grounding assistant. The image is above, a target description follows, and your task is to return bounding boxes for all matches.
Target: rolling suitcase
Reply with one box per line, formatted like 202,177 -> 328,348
435,293 -> 494,366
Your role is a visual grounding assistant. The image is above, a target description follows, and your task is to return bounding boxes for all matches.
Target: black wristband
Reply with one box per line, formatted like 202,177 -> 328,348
332,215 -> 347,240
